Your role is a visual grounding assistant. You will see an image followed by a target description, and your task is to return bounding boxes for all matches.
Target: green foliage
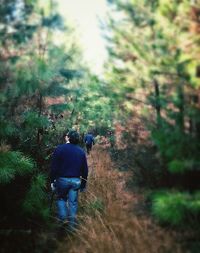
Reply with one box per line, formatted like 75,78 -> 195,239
53,74 -> 116,133
48,103 -> 69,113
0,120 -> 15,139
0,150 -> 34,184
152,191 -> 200,226
168,159 -> 200,174
152,125 -> 200,169
152,127 -> 187,160
106,0 -> 200,229
168,160 -> 186,174
0,0 -> 37,45
59,69 -> 82,80
0,167 -> 15,184
23,111 -> 49,130
152,191 -> 188,225
42,14 -> 64,29
23,174 -> 49,220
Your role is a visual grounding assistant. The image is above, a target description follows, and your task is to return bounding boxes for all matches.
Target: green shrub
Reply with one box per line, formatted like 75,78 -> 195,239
0,151 -> 34,184
152,191 -> 200,226
168,159 -> 198,174
23,174 -> 50,220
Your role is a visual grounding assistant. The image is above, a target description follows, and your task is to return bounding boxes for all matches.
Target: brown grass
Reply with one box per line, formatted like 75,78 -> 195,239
57,146 -> 182,253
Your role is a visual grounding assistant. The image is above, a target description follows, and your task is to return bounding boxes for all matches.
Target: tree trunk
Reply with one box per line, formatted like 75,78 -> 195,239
153,79 -> 161,128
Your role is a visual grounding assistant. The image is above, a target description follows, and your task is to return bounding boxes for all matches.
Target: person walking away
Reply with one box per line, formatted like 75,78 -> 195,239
50,130 -> 88,230
84,132 -> 95,155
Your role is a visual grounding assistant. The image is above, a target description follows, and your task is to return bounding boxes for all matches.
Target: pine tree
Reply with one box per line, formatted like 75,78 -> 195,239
0,0 -> 84,230
106,0 -> 200,227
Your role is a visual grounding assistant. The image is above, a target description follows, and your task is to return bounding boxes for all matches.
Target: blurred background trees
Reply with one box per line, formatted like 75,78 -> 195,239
105,0 -> 200,227
1,0 -> 200,251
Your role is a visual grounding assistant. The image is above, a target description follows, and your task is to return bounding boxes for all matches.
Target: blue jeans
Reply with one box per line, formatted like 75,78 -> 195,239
56,177 -> 81,228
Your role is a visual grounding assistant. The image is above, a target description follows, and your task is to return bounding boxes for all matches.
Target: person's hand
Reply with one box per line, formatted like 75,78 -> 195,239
51,182 -> 56,192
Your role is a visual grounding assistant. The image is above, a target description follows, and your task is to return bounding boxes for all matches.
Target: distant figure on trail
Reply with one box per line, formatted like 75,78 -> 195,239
50,130 -> 88,230
84,132 -> 95,155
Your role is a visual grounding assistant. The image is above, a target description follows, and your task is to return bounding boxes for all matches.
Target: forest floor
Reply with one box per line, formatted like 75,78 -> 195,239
55,145 -> 183,253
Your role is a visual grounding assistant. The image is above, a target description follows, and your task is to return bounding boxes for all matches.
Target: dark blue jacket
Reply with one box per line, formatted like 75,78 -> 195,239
84,134 -> 95,145
50,143 -> 88,188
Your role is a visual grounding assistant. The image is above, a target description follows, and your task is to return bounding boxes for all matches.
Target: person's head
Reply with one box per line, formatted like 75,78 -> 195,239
66,130 -> 79,144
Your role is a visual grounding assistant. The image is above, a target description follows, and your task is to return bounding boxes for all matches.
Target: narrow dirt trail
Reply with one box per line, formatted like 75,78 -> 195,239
57,146 -> 182,253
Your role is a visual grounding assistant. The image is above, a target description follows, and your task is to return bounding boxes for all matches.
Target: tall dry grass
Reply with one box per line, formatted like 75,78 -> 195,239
57,146 -> 182,253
